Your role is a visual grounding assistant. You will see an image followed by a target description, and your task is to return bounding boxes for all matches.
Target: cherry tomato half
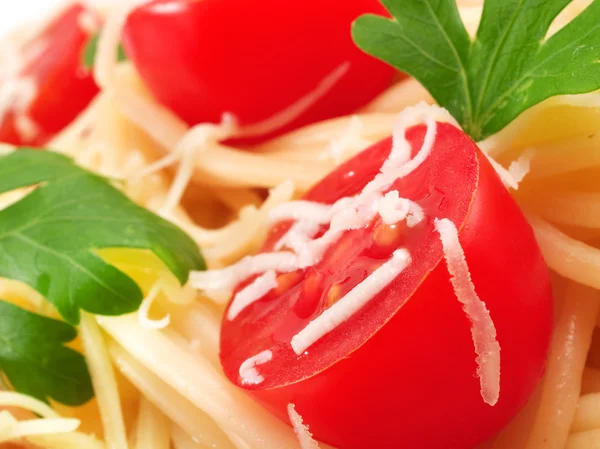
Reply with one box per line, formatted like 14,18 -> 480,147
220,123 -> 553,449
0,4 -> 99,146
122,0 -> 397,143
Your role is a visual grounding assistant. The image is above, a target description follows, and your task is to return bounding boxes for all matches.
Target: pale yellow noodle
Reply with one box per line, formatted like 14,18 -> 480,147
566,430 -> 600,449
526,133 -> 600,180
169,302 -> 221,366
27,432 -> 106,449
527,213 -> 600,290
108,342 -> 235,449
99,315 -> 301,449
523,282 -> 599,449
134,399 -> 170,449
172,425 -> 209,449
80,313 -> 129,449
571,393 -> 600,433
256,113 -> 397,158
111,65 -> 330,191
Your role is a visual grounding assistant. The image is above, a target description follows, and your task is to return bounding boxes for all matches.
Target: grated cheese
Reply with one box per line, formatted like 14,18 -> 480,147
239,350 -> 273,386
434,218 -> 500,406
274,220 -> 321,253
269,201 -> 335,225
367,103 -> 449,195
14,113 -> 40,142
77,10 -> 100,35
0,76 -> 37,133
189,105 -> 466,369
287,404 -> 320,449
138,284 -> 171,330
94,3 -> 141,89
508,148 -> 535,186
321,115 -> 370,164
235,62 -> 350,139
291,249 -> 411,355
189,252 -> 299,293
378,190 -> 410,225
227,270 -> 277,320
482,148 -> 534,191
159,114 -> 238,216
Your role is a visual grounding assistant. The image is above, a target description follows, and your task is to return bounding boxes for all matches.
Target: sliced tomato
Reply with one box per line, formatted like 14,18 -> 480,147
0,4 -> 99,146
220,123 -> 553,449
122,0 -> 397,143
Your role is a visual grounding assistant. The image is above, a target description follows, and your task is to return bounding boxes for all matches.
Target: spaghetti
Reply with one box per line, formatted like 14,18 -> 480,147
1,0 -> 600,448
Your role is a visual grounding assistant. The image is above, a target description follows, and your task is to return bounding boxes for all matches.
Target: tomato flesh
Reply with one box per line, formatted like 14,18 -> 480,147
220,124 -> 553,449
0,4 -> 99,146
122,0 -> 397,143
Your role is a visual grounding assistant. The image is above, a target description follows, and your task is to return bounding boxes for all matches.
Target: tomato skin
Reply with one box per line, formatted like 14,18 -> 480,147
0,4 -> 99,146
122,0 -> 396,143
220,125 -> 553,449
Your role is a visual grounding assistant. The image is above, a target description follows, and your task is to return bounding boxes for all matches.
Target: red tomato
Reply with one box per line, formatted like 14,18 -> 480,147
0,4 -> 99,146
220,123 -> 553,449
122,0 -> 396,143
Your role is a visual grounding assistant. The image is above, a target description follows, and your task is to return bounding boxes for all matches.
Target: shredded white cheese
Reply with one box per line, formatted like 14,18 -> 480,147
77,10 -> 100,35
377,191 -> 425,228
239,350 -> 273,386
227,270 -> 277,320
508,148 -> 535,186
235,62 -> 350,139
378,190 -> 410,225
322,115 -> 370,164
274,220 -> 321,252
434,218 -> 501,406
189,252 -> 299,293
287,404 -> 320,449
291,249 -> 411,355
159,113 -> 238,215
482,147 -> 534,191
269,201 -> 335,225
14,113 -> 40,142
0,76 -> 37,131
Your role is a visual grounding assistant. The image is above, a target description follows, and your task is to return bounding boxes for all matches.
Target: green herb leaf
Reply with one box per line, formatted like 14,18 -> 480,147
82,33 -> 127,70
0,150 -> 205,324
353,0 -> 600,141
0,300 -> 93,406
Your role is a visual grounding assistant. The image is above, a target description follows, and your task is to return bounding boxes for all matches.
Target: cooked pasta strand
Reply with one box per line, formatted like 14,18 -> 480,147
99,315 -> 302,449
527,213 -> 600,290
523,283 -> 599,449
109,342 -> 235,449
80,313 -> 129,449
134,399 -> 170,449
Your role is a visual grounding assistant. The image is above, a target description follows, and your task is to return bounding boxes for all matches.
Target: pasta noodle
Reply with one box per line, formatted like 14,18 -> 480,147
2,1 -> 600,448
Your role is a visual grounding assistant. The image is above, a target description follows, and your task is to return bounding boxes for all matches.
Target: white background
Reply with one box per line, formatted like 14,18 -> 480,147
0,1 -> 61,37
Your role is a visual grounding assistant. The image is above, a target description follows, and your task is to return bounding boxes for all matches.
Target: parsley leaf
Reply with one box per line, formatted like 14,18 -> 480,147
0,300 -> 93,406
0,150 -> 205,324
353,0 -> 600,141
82,33 -> 127,70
